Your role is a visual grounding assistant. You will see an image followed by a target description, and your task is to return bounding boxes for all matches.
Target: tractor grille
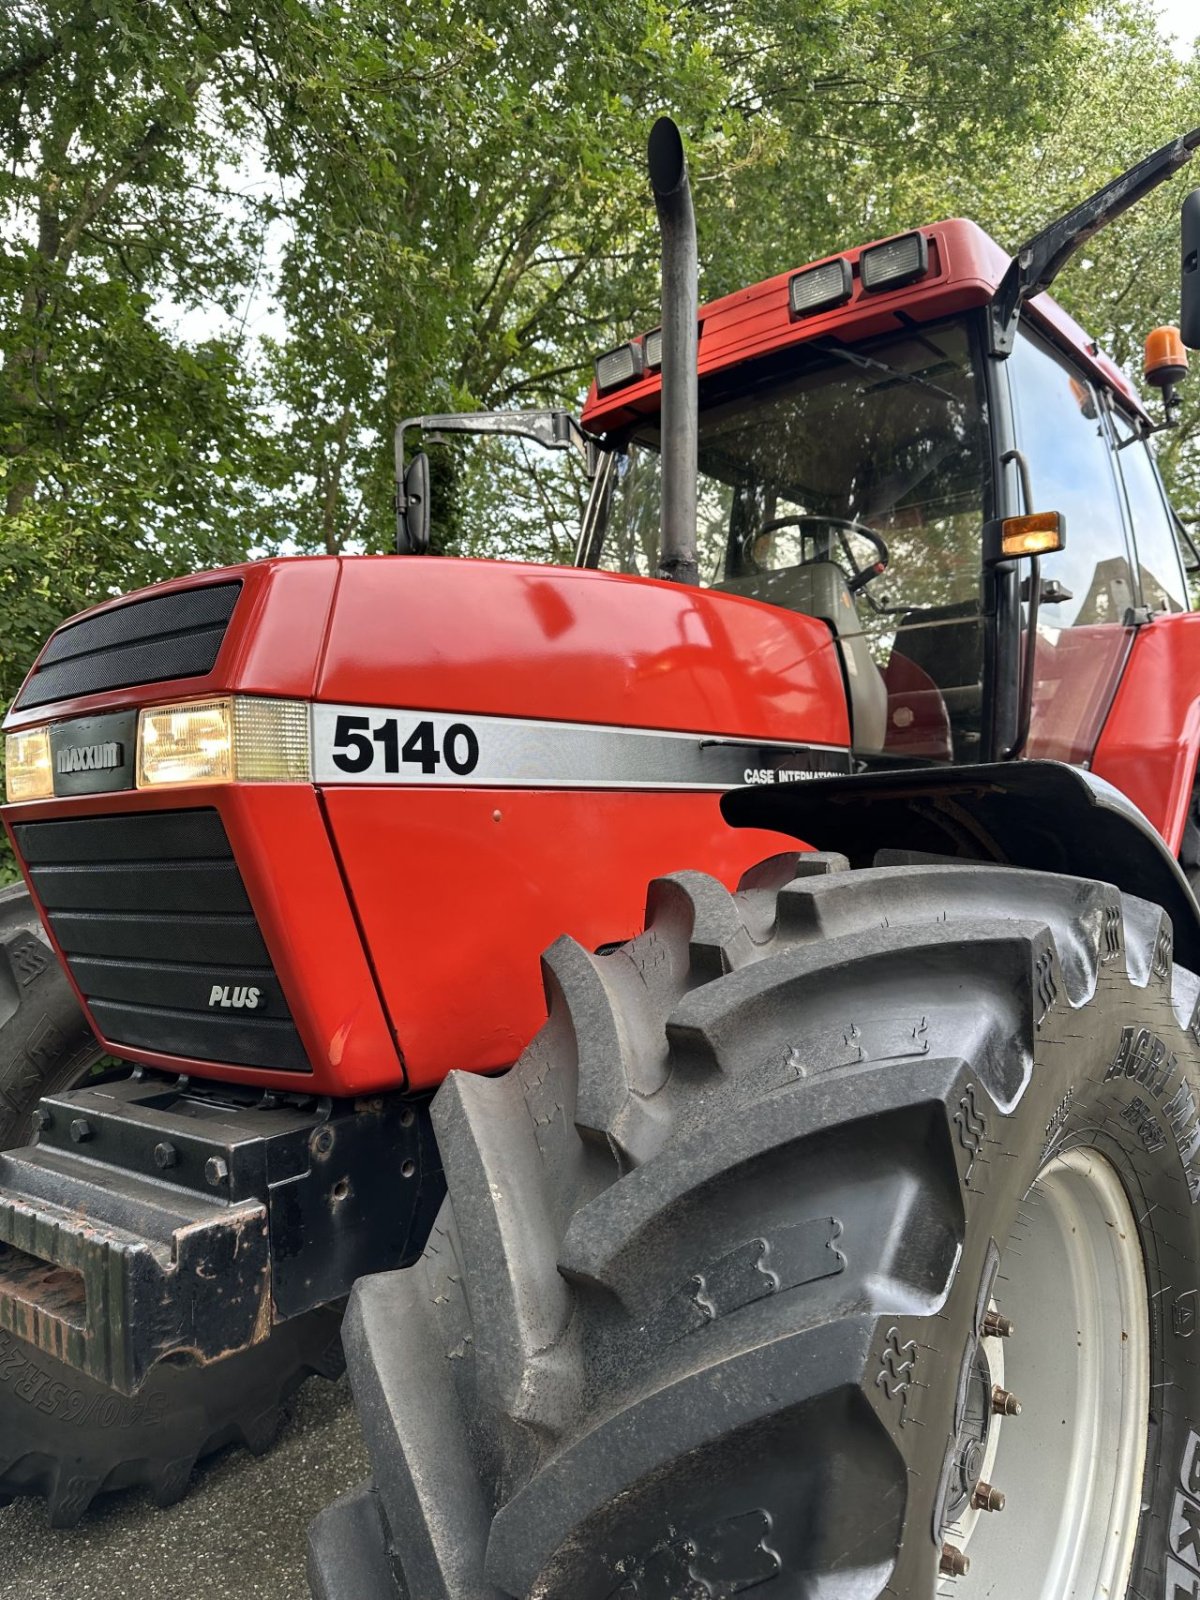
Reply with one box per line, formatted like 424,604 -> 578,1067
12,809 -> 310,1073
14,582 -> 241,712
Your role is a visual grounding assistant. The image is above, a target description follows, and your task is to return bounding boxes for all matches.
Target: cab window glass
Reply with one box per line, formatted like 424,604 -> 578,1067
1110,410 -> 1188,613
1009,331 -> 1134,625
601,446 -> 733,582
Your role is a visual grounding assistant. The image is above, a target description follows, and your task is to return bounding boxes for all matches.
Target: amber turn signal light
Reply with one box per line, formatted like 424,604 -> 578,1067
984,511 -> 1066,564
1144,326 -> 1189,389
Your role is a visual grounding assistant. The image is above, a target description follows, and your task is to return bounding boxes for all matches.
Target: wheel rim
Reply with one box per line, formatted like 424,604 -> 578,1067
952,1148 -> 1149,1598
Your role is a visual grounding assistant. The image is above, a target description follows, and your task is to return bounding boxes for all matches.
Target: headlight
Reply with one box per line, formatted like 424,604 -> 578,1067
4,727 -> 54,802
137,697 -> 310,788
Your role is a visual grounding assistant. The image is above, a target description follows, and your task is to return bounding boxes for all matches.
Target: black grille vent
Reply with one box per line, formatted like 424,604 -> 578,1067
14,583 -> 241,711
13,810 -> 310,1073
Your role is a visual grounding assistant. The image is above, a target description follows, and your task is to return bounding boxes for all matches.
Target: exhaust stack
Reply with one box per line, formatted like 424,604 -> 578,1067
647,117 -> 699,585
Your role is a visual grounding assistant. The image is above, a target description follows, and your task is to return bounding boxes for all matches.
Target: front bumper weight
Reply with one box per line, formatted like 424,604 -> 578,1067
0,1072 -> 441,1394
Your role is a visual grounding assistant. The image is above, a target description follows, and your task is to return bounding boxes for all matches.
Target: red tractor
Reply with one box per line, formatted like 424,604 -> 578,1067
3,118 -> 1200,1597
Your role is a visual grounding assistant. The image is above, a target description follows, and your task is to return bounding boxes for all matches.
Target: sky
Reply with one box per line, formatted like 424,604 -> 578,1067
1156,0 -> 1198,57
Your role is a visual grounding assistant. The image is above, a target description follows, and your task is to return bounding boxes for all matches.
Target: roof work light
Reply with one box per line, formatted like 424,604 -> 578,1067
860,231 -> 929,292
789,258 -> 853,318
594,343 -> 645,393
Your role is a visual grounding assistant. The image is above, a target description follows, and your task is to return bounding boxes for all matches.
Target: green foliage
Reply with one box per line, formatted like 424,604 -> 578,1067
0,0 -> 293,701
881,1 -> 1200,532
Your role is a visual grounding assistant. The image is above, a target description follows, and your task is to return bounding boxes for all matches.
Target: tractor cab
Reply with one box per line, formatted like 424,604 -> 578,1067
574,221 -> 1195,772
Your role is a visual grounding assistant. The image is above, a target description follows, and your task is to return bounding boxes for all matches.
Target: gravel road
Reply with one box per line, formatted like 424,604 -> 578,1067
0,1373 -> 367,1600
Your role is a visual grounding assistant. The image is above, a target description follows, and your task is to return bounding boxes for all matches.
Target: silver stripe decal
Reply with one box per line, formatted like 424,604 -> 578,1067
311,703 -> 850,789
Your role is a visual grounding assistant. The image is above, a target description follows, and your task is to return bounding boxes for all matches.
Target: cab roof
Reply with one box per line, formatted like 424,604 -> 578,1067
581,218 -> 1145,433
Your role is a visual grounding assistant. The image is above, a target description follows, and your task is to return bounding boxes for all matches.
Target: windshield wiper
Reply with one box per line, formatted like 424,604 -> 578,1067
816,340 -> 963,405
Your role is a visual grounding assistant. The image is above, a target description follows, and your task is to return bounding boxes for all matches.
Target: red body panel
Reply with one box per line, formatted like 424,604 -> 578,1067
325,788 -> 799,1091
4,782 -> 403,1096
316,558 -> 847,736
582,219 -> 1144,437
4,557 -> 847,1095
1092,612 -> 1200,854
1026,626 -> 1135,767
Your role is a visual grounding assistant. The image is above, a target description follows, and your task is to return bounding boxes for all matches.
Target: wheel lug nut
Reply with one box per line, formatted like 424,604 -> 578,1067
972,1480 -> 1005,1512
940,1543 -> 970,1577
982,1310 -> 1015,1338
992,1385 -> 1022,1416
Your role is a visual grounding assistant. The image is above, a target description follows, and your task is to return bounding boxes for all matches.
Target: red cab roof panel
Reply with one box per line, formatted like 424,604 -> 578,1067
582,218 -> 1144,432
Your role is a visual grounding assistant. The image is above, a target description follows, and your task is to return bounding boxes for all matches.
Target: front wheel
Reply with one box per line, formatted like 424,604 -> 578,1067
310,853 -> 1200,1598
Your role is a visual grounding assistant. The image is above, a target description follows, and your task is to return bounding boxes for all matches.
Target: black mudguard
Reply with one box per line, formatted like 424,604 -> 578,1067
721,759 -> 1200,972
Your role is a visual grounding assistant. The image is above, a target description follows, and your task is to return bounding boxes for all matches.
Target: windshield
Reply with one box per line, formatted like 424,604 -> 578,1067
591,320 -> 988,643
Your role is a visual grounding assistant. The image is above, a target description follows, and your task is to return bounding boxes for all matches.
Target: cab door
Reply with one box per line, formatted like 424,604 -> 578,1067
1107,406 -> 1191,617
1007,326 -> 1138,764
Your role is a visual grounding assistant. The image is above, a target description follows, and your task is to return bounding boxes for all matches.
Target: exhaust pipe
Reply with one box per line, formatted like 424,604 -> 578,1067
647,117 -> 698,585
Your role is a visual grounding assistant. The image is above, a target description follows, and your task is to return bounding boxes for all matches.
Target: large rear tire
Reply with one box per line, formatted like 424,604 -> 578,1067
0,881 -> 343,1526
309,853 -> 1200,1598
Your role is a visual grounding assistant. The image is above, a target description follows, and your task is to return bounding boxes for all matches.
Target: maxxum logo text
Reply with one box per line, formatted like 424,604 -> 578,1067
55,741 -> 122,775
208,985 -> 262,1010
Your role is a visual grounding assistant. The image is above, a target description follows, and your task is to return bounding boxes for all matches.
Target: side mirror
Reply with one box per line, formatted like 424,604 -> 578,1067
1183,190 -> 1200,349
396,450 -> 430,554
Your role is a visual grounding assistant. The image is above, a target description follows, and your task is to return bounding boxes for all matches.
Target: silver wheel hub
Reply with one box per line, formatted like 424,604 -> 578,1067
950,1148 -> 1150,1597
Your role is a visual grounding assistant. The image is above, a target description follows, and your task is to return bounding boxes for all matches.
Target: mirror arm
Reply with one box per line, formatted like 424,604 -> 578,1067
394,409 -> 599,555
988,126 -> 1200,357
1153,383 -> 1185,435
395,410 -> 596,478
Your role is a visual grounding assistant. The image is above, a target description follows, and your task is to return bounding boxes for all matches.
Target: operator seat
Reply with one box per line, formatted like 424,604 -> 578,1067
888,600 -> 983,760
713,561 -> 888,751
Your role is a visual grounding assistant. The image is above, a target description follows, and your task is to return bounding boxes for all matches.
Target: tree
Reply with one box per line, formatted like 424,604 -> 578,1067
0,0 -> 293,702
258,0 -> 1101,559
3,0 -> 1194,677
849,1 -> 1200,535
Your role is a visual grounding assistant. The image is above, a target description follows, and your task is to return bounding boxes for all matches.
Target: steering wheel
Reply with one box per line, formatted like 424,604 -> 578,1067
753,513 -> 890,593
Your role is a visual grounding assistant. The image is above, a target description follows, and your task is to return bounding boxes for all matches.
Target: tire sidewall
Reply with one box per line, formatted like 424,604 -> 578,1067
0,881 -> 101,1146
0,1305 -> 343,1516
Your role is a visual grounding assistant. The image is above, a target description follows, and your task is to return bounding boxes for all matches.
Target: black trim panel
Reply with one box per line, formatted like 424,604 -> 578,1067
88,999 -> 310,1074
68,954 -> 285,1015
30,861 -> 251,915
42,911 -> 271,966
15,583 -> 240,710
16,809 -> 231,864
722,759 -> 1200,972
12,808 -> 310,1073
